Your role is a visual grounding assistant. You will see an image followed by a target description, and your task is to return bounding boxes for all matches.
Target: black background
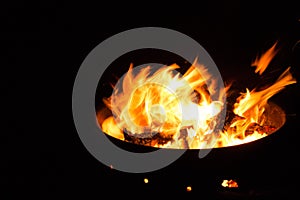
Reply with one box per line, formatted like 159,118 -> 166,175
2,1 -> 300,199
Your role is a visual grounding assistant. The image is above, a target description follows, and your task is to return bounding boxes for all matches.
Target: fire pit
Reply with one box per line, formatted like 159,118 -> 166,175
96,42 -> 296,149
85,40 -> 298,199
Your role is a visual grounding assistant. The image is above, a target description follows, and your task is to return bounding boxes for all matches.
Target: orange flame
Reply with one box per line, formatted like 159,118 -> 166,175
252,42 -> 278,75
101,60 -> 225,148
98,44 -> 296,149
216,67 -> 296,147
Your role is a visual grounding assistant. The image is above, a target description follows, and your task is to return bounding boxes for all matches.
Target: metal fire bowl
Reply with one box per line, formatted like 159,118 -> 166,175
100,102 -> 288,186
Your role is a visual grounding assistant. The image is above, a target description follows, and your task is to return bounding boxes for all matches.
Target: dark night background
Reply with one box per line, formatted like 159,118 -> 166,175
2,1 -> 300,199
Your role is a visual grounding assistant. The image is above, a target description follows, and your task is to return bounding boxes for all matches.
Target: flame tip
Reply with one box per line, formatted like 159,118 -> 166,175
252,41 -> 279,75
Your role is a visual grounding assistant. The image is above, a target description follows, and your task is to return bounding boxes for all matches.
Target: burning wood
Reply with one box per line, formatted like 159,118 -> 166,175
123,129 -> 173,146
245,123 -> 276,136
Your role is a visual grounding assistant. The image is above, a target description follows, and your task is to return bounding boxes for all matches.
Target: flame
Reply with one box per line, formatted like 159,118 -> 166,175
252,42 -> 278,75
98,43 -> 296,149
216,67 -> 296,147
101,60 -> 225,149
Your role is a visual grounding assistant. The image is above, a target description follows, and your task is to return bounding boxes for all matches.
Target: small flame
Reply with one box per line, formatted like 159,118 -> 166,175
144,178 -> 149,184
252,42 -> 278,75
222,179 -> 238,188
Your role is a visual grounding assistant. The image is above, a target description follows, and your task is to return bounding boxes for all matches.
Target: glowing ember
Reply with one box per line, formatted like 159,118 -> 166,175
221,179 -> 238,188
186,186 -> 192,192
97,42 -> 296,149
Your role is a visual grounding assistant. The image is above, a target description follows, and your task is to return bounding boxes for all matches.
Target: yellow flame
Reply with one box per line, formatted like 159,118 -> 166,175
216,67 -> 296,147
101,61 -> 225,149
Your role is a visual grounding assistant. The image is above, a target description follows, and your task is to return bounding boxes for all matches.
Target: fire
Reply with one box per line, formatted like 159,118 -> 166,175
101,60 -> 225,149
97,42 -> 296,149
217,67 -> 296,147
